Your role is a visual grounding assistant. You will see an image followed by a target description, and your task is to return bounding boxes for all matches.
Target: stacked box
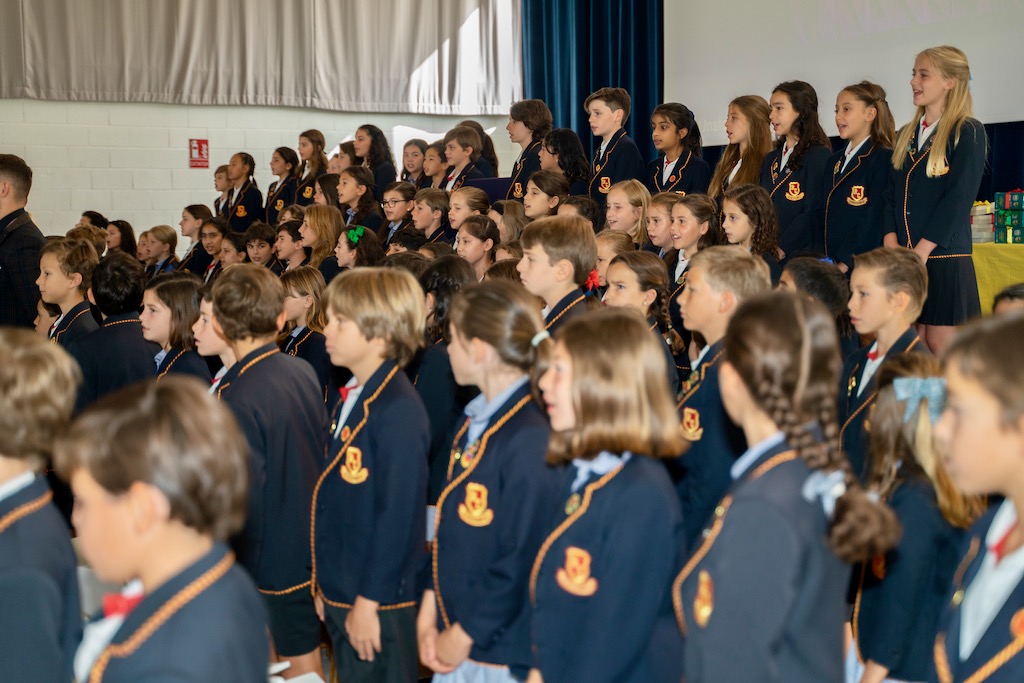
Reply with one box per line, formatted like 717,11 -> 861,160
996,210 -> 1024,228
994,190 -> 1024,210
995,227 -> 1024,244
972,201 -> 994,243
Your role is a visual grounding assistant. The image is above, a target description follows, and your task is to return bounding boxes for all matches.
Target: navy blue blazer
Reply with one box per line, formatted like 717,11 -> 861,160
649,318 -> 680,399
317,256 -> 343,285
665,255 -> 691,382
760,144 -> 832,257
295,168 -> 324,207
431,386 -> 560,674
155,348 -> 212,383
930,506 -> 1024,683
884,118 -> 987,255
265,176 -> 297,225
852,477 -> 965,681
506,141 -> 543,201
426,222 -> 458,247
645,150 -> 711,196
822,142 -> 891,270
281,327 -> 332,403
530,455 -> 684,683
447,162 -> 485,192
0,209 -> 44,328
475,155 -> 496,179
51,299 -> 99,349
411,341 -> 479,503
672,340 -> 748,549
370,161 -> 397,202
176,242 -> 213,277
378,217 -> 413,248
88,543 -> 268,683
675,439 -> 849,683
544,287 -> 589,335
225,181 -> 264,233
263,254 -> 285,276
588,129 -> 646,209
217,345 -> 325,592
0,477 -> 81,683
838,327 -> 925,480
312,361 -> 429,607
69,313 -> 162,412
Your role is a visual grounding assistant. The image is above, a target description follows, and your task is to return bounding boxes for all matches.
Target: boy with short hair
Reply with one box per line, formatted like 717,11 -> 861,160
211,264 -> 327,679
313,267 -> 430,682
442,126 -> 485,192
245,221 -> 284,274
584,87 -> 645,209
36,237 -> 99,347
213,163 -> 231,216
69,251 -> 160,411
274,219 -> 307,270
517,215 -> 598,333
55,377 -> 269,682
66,223 -> 109,258
673,245 -> 772,548
840,247 -> 929,479
387,226 -> 429,255
0,330 -> 82,683
412,188 -> 456,246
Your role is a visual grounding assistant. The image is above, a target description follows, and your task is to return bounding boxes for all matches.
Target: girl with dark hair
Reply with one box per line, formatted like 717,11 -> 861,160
459,120 -> 499,178
225,152 -> 263,233
538,128 -> 591,196
779,256 -> 859,360
141,275 -> 211,382
106,219 -> 137,258
522,171 -> 570,221
708,96 -> 772,200
313,173 -> 340,209
722,184 -> 782,284
505,99 -> 553,200
337,167 -> 384,233
647,103 -> 711,196
265,146 -> 300,225
422,142 -> 449,190
177,204 -> 214,275
675,291 -> 900,683
296,129 -> 328,206
335,224 -> 386,270
353,124 -> 397,201
401,138 -> 428,184
823,82 -> 896,273
760,81 -> 832,259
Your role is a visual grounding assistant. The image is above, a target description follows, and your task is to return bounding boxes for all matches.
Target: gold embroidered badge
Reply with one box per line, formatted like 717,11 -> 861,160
785,182 -> 805,201
847,185 -> 868,207
457,482 -> 494,527
513,182 -> 523,198
303,186 -> 313,199
235,205 -> 247,217
275,199 -> 284,211
694,570 -> 714,628
339,425 -> 351,443
340,446 -> 368,484
599,177 -> 611,194
564,492 -> 581,516
669,174 -> 677,182
681,407 -> 704,440
556,547 -> 598,597
834,160 -> 841,174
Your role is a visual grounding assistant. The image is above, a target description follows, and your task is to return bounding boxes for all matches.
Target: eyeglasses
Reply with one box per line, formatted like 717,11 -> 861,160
381,199 -> 406,208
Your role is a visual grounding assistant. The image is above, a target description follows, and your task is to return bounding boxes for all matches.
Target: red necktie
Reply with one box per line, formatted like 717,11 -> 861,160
992,523 -> 1019,564
339,385 -> 360,402
103,593 -> 143,618
866,350 -> 879,361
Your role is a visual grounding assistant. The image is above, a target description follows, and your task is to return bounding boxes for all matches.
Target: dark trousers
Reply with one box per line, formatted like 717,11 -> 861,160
323,603 -> 417,683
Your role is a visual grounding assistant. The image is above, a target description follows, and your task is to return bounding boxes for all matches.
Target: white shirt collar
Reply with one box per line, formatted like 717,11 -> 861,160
570,451 -> 630,492
730,432 -> 786,480
0,471 -> 36,504
841,138 -> 870,173
919,116 -> 940,147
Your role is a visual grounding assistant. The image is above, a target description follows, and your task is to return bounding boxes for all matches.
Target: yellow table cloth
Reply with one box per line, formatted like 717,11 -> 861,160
972,243 -> 1024,314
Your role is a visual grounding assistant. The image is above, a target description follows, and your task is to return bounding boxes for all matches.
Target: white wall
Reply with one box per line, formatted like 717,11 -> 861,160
0,99 -> 517,242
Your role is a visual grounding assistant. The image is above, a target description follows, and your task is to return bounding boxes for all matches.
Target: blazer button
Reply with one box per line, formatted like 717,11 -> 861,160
702,528 -> 711,539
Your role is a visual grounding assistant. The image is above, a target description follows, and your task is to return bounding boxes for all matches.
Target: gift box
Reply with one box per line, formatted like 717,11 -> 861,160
996,210 -> 1024,227
995,190 -> 1024,210
971,200 -> 993,216
995,227 -> 1024,244
971,214 -> 995,225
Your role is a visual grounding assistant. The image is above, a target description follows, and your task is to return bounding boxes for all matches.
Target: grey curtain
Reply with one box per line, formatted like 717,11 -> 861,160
0,0 -> 522,114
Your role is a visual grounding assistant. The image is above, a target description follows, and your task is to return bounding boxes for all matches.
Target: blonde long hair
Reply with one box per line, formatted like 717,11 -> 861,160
892,46 -> 979,177
607,179 -> 651,246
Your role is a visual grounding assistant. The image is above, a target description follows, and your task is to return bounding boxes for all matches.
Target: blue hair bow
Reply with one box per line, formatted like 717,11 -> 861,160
892,377 -> 946,424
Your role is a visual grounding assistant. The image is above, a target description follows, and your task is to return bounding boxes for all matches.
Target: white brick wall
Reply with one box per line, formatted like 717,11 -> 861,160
0,99 -> 518,252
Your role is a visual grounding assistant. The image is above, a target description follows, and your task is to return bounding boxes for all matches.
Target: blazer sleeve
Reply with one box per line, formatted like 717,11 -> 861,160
0,570 -> 68,683
359,397 -> 429,603
457,424 -> 555,647
7,229 -> 43,327
373,163 -> 397,201
223,399 -> 268,572
686,158 -> 711,195
414,350 -> 459,471
691,499 -> 801,682
920,120 -> 987,249
780,146 -> 831,257
571,484 -> 681,682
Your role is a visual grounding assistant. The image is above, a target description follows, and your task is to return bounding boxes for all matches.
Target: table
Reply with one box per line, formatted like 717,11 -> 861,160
972,242 -> 1024,314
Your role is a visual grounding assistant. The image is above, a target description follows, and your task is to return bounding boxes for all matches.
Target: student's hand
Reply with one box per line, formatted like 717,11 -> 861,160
882,232 -> 899,249
860,659 -> 891,683
526,668 -> 544,683
435,623 -> 473,671
345,596 -> 381,662
314,593 -> 325,622
776,247 -> 786,261
913,238 -> 936,264
838,262 -> 849,274
416,593 -> 444,671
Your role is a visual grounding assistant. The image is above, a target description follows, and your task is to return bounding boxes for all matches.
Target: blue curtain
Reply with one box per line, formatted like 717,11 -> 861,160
522,0 -> 663,162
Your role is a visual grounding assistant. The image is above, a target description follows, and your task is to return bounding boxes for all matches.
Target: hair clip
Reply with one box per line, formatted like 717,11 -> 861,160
892,377 -> 945,424
584,268 -> 601,293
801,469 -> 847,519
531,330 -> 550,348
347,225 -> 365,244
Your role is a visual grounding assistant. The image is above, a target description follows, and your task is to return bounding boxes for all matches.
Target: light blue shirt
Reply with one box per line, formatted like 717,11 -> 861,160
730,431 -> 785,480
570,451 -> 631,492
154,349 -> 168,372
463,377 -> 529,445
